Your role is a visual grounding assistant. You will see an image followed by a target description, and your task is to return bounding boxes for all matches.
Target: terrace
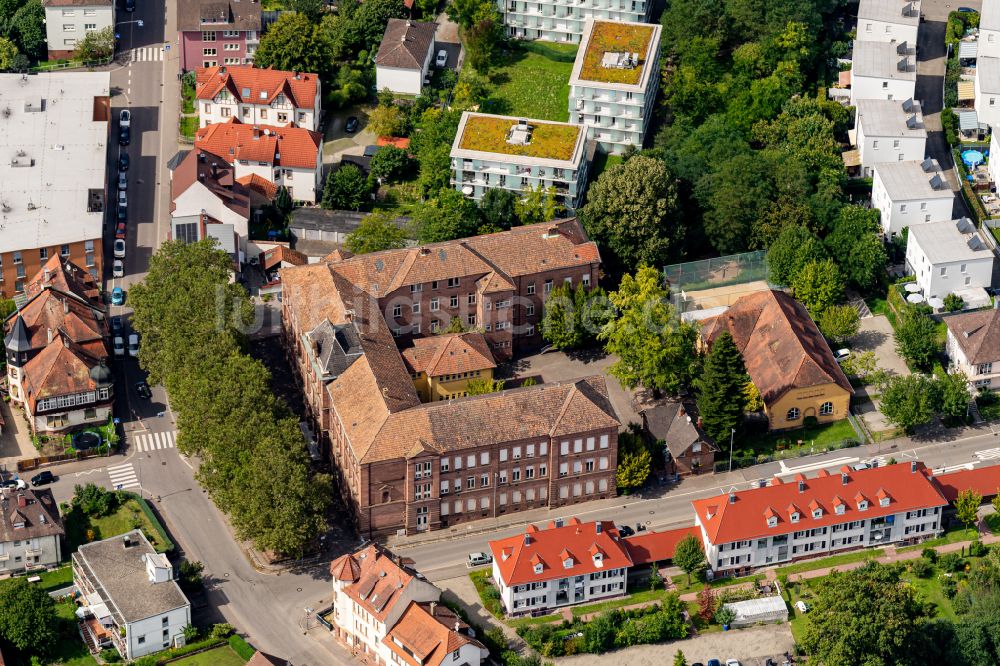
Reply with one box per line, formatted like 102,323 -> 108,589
458,116 -> 582,161
577,21 -> 655,85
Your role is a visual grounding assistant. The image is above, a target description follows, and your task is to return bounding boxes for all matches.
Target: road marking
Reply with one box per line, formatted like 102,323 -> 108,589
133,430 -> 177,452
934,462 -> 977,474
777,456 -> 858,476
130,47 -> 164,62
975,447 -> 1000,460
107,462 -> 140,489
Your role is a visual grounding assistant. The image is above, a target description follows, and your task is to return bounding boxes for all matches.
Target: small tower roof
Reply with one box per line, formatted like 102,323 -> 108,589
4,316 -> 30,354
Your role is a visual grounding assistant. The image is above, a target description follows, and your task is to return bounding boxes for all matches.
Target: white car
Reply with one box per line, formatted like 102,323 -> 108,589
435,49 -> 448,67
119,109 -> 131,127
726,660 -> 741,666
113,336 -> 125,356
467,552 -> 492,567
833,348 -> 851,363
112,259 -> 124,278
118,190 -> 127,207
118,172 -> 127,191
113,239 -> 126,258
128,333 -> 139,357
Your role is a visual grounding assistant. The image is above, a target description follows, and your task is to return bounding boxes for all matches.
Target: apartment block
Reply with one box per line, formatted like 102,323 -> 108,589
42,0 -> 114,59
872,158 -> 954,238
856,0 -> 920,45
0,488 -> 64,574
195,65 -> 321,130
0,72 -> 109,298
177,0 -> 260,71
497,0 -> 650,43
450,112 -> 593,211
905,218 -> 994,301
567,19 -> 661,154
850,40 -> 917,104
853,98 -> 927,178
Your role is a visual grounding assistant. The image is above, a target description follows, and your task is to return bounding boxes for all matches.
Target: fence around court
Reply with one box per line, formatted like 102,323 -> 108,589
664,250 -> 773,315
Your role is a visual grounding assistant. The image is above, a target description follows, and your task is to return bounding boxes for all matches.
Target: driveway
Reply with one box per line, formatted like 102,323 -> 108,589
0,399 -> 37,473
850,315 -> 909,378
322,104 -> 376,164
434,10 -> 464,72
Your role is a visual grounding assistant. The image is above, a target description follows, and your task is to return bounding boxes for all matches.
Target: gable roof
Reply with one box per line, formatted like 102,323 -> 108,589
0,488 -> 64,544
171,148 -> 251,218
382,602 -> 478,666
621,525 -> 701,565
700,290 -> 853,405
376,19 -> 436,70
692,462 -> 949,545
640,401 -> 717,458
22,256 -> 101,305
339,544 -> 424,623
21,338 -> 109,411
196,65 -> 319,110
12,290 -> 105,351
194,119 -> 322,170
933,465 -> 1000,502
261,245 -> 307,271
489,518 -> 633,586
176,0 -> 260,31
401,333 -> 496,378
945,308 -> 1000,365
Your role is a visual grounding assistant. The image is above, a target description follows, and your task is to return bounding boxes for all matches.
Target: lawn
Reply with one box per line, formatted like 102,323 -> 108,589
569,586 -> 672,617
736,418 -> 858,460
589,151 -> 623,183
64,497 -> 172,555
169,646 -> 248,666
180,115 -> 199,140
459,115 -> 581,159
475,42 -> 578,121
46,598 -> 98,666
670,572 -> 764,596
897,525 -> 979,552
775,548 -> 884,577
182,75 -> 196,115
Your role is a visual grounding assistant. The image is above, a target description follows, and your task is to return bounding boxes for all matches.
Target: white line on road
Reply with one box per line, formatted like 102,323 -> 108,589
934,462 -> 977,474
975,447 -> 1000,460
777,456 -> 858,476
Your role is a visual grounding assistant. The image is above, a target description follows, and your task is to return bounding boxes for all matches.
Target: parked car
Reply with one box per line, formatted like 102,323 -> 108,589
118,172 -> 127,191
119,125 -> 130,146
119,152 -> 130,171
111,315 -> 123,334
852,462 -> 871,471
112,259 -> 124,278
125,0 -> 135,10
111,287 -> 124,306
113,238 -> 126,258
115,222 -> 127,240
1,478 -> 27,489
435,49 -> 448,67
618,525 -> 635,537
135,381 -> 152,399
128,333 -> 139,357
119,109 -> 131,127
707,660 -> 722,666
345,116 -> 359,133
30,471 -> 55,486
726,660 -> 741,666
118,190 -> 127,207
117,204 -> 127,222
113,335 -> 125,356
833,348 -> 851,363
467,552 -> 492,567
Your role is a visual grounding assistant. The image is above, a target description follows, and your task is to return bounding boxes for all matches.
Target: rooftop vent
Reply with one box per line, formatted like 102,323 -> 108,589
23,98 -> 44,113
929,174 -> 944,190
902,98 -> 914,112
728,492 -> 736,504
841,472 -> 849,485
601,51 -> 638,69
596,522 -> 602,533
506,121 -> 533,146
906,114 -> 918,129
897,56 -> 910,71
798,480 -> 806,493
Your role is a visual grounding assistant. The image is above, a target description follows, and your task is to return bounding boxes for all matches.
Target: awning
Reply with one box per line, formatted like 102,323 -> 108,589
848,128 -> 857,146
959,110 -> 980,131
838,70 -> 851,87
958,80 -> 976,101
959,40 -> 979,59
842,149 -> 861,167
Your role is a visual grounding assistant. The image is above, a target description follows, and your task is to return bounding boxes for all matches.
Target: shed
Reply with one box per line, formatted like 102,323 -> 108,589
959,40 -> 979,60
724,595 -> 789,628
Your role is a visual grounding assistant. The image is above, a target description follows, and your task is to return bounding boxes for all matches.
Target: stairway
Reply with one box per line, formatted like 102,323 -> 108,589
969,399 -> 984,424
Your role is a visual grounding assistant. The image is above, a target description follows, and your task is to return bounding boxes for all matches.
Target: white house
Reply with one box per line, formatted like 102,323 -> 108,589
450,112 -> 593,211
990,132 -> 1000,187
946,308 -> 1000,390
567,20 -> 662,155
854,98 -> 927,178
73,531 -> 191,661
905,218 -> 994,302
975,57 -> 1000,128
195,65 -> 321,131
856,0 -> 921,45
375,19 -> 436,97
850,40 -> 917,104
328,544 -> 487,666
194,119 -> 323,203
692,463 -> 948,576
499,0 -> 651,43
169,149 -> 251,257
0,489 -> 64,574
872,159 -> 954,238
41,0 -> 114,60
981,0 -> 1000,58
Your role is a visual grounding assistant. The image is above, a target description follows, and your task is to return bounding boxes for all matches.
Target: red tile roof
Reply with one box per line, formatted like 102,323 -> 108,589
337,544 -> 421,623
692,463 -> 949,545
261,245 -> 308,271
933,465 -> 1000,502
382,602 -> 476,666
377,136 -> 411,149
22,257 -> 100,305
489,518 -> 633,587
401,332 -> 496,378
235,173 -> 278,200
622,526 -> 701,565
196,65 -> 319,110
171,149 -> 251,217
194,119 -> 321,170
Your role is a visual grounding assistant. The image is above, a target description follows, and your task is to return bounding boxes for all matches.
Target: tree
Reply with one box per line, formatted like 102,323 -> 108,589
840,350 -> 878,381
696,584 -> 716,622
743,380 -> 764,412
993,490 -> 1000,518
894,310 -> 939,370
412,188 -> 480,243
541,283 -> 614,350
818,304 -> 860,346
944,293 -> 966,312
345,0 -> 406,52
177,560 -> 205,594
826,205 -> 888,291
370,146 -> 411,182
72,483 -> 119,517
937,371 -> 972,421
465,3 -> 503,74
252,13 -> 334,82
322,164 -> 372,211
0,577 -> 57,654
581,156 -> 682,273
288,0 -> 327,22
478,188 -> 519,231
345,211 -> 407,254
75,25 -> 114,61
274,186 -> 293,218
673,534 -> 707,586
467,377 -> 504,395
10,0 -> 44,60
615,446 -> 652,492
516,184 -> 563,225
878,374 -> 937,432
696,331 -> 747,445
0,36 -> 20,70
600,267 -> 699,395
766,224 -> 827,286
446,0 -> 490,29
700,153 -> 775,254
673,649 -> 688,666
442,316 -> 466,334
791,258 -> 843,316
956,488 -> 983,531
801,562 -> 933,666
368,105 -> 409,138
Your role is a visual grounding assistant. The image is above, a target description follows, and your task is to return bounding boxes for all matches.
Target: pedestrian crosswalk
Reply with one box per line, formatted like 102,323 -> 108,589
130,47 -> 163,62
975,447 -> 1000,460
133,430 -> 176,452
107,462 -> 139,490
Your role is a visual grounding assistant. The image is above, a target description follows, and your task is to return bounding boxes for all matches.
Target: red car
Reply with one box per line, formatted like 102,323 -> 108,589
115,222 -> 126,239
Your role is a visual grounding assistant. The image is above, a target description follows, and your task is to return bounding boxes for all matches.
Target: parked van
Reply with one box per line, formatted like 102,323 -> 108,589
467,552 -> 492,568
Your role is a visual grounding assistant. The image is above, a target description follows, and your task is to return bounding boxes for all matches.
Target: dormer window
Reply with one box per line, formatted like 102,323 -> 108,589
767,516 -> 777,527
858,500 -> 869,511
880,497 -> 890,508
812,508 -> 822,519
790,512 -> 800,523
592,553 -> 603,566
533,563 -> 543,574
835,504 -> 845,515
563,558 -> 573,569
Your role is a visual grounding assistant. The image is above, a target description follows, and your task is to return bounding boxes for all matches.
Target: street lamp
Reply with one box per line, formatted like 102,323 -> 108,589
728,428 -> 735,473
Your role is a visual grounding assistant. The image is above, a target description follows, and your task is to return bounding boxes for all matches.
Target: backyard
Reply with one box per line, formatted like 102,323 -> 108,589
471,42 -> 578,121
169,646 -> 248,666
0,564 -> 74,594
64,493 -> 173,555
729,418 -> 859,469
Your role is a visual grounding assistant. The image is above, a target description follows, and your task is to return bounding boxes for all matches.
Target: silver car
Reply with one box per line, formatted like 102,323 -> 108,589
118,171 -> 127,191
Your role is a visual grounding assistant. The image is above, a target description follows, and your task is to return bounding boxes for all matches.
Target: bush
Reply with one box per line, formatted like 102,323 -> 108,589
803,416 -> 819,428
968,540 -> 988,557
922,547 -> 939,563
210,623 -> 235,639
911,557 -> 933,578
484,626 -> 508,652
72,483 -> 119,517
100,647 -> 122,662
942,576 -> 959,599
229,633 -> 256,661
940,552 -> 967,573
714,605 -> 736,627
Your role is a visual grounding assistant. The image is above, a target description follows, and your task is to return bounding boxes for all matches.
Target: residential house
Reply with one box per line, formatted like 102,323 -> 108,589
281,219 -> 617,537
450,112 -> 594,211
169,148 -> 251,257
489,518 -> 631,616
872,159 -> 955,238
0,73 -> 109,296
699,290 -> 853,431
176,0 -> 261,71
567,20 -> 662,155
855,0 -> 921,45
0,488 -> 64,574
976,2 -> 1000,126
639,402 -> 717,476
988,130 -> 1000,186
946,308 -> 1000,390
4,258 -> 112,434
73,531 -> 191,660
375,19 -> 437,96
195,65 -> 321,130
981,0 -> 1000,58
692,462 -> 948,577
328,544 -> 487,665
498,0 -> 651,43
42,0 -> 114,59
853,98 -> 927,178
850,40 -> 917,105
905,218 -> 994,303
401,332 -> 497,402
194,119 -> 324,203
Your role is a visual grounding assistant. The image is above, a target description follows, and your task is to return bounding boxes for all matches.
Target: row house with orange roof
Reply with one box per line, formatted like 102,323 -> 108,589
195,65 -> 321,131
328,544 -> 487,666
194,118 -> 323,203
692,462 -> 949,577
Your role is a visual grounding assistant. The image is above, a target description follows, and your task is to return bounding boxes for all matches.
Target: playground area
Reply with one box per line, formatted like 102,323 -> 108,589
665,251 -> 773,316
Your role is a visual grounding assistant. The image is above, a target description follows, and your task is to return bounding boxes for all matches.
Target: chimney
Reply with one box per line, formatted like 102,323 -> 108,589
728,492 -> 736,504
430,601 -> 436,616
16,494 -> 25,508
798,480 -> 805,493
123,534 -> 132,548
524,532 -> 531,546
63,299 -> 69,314
596,522 -> 602,534
43,268 -> 50,282
841,472 -> 848,486
419,247 -> 430,256
46,328 -> 53,344
252,126 -> 261,139
454,621 -> 460,632
911,461 -> 917,473
546,225 -> 560,238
